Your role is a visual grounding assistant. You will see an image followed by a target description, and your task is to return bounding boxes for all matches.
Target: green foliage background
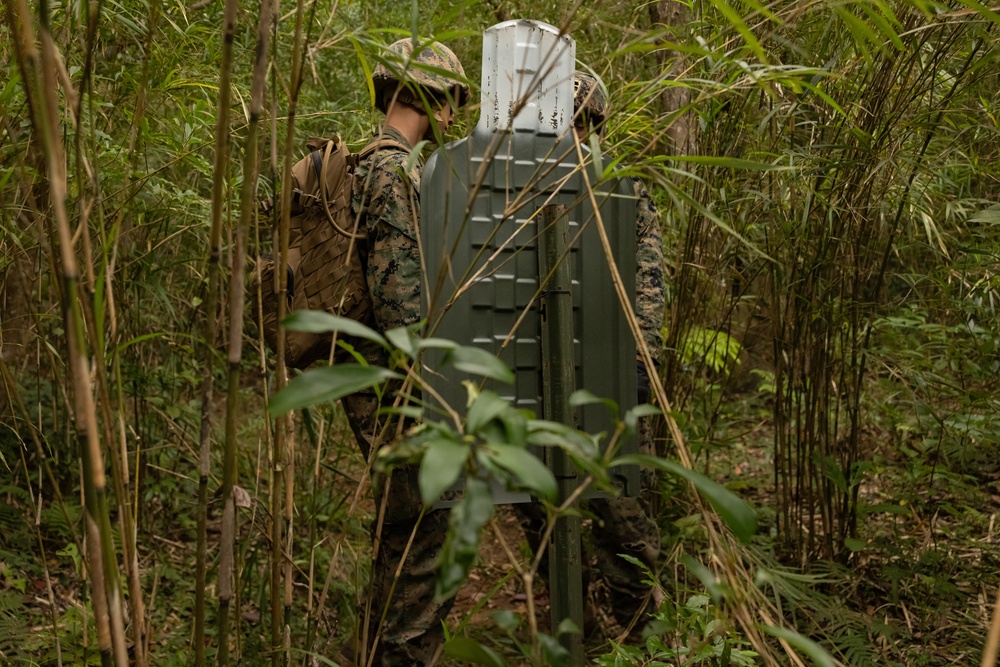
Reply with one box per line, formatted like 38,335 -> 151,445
2,0 -> 999,664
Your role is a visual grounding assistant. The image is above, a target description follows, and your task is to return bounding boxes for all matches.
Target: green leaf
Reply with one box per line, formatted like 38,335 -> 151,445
283,310 -> 387,347
437,477 -> 494,599
625,403 -> 661,432
467,390 -> 510,433
705,0 -> 770,64
269,365 -> 401,416
416,337 -> 459,351
555,618 -> 581,636
443,637 -> 508,667
569,389 -> 617,412
526,421 -> 600,459
612,454 -> 757,542
968,205 -> 1000,225
483,444 -> 556,501
680,554 -> 726,604
445,346 -> 515,384
419,438 -> 469,506
760,625 -> 836,667
491,610 -> 521,633
379,405 -> 423,420
384,327 -> 415,357
844,538 -> 867,552
538,633 -> 570,667
113,332 -> 166,355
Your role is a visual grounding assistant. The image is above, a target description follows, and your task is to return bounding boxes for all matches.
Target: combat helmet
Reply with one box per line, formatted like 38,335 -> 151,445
573,70 -> 608,135
372,38 -> 470,113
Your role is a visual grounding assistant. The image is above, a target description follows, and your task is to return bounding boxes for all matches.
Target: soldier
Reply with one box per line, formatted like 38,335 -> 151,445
338,37 -> 469,666
517,69 -> 666,639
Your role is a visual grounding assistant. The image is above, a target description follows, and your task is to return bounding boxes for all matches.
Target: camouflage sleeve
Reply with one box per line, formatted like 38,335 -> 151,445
634,178 -> 665,364
363,151 -> 423,332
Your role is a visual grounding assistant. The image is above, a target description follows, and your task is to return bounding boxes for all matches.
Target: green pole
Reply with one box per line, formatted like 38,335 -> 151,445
538,205 -> 584,664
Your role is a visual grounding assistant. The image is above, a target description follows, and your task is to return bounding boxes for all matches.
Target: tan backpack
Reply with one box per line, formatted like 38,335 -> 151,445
254,135 -> 407,369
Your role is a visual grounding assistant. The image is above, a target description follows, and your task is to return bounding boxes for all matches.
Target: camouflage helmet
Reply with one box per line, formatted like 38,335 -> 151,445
372,38 -> 470,113
573,70 -> 608,133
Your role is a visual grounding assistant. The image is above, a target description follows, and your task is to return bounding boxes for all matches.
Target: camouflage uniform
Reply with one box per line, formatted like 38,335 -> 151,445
516,72 -> 666,636
340,126 -> 456,667
635,179 -> 666,367
339,38 -> 469,667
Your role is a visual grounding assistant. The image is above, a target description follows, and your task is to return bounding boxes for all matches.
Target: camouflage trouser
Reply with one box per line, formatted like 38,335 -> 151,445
342,391 -> 454,667
513,418 -> 661,633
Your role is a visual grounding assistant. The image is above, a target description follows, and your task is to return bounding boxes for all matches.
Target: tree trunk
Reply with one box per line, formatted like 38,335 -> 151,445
649,1 -> 697,155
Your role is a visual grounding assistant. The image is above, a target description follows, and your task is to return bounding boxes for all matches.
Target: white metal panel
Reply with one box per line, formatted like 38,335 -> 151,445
480,20 -> 575,135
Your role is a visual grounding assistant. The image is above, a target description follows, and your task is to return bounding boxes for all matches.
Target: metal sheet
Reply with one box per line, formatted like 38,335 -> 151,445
420,21 -> 640,504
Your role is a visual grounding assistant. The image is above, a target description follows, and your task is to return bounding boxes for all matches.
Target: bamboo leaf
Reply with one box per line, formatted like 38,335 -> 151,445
269,365 -> 401,416
761,625 -> 836,667
612,454 -> 757,542
706,0 -> 770,64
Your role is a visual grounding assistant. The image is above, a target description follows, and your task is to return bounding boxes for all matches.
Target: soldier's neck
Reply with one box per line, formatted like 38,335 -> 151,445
383,103 -> 430,147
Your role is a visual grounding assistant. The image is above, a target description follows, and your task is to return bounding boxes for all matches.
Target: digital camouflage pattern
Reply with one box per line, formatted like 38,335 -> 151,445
573,70 -> 608,131
341,125 -> 454,667
634,178 -> 666,364
372,38 -> 470,112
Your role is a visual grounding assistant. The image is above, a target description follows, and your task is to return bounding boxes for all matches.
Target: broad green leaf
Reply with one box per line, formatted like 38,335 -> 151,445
538,633 -> 570,667
625,403 -> 662,432
282,310 -> 387,346
555,618 -> 581,636
437,477 -> 493,599
445,346 -> 515,384
443,637 -> 508,667
491,610 -> 521,633
844,538 -> 867,552
612,454 -> 757,542
526,421 -> 600,459
568,389 -> 617,413
467,390 -> 510,433
483,444 -> 556,501
416,337 -> 459,351
760,625 -> 836,667
269,365 -> 401,416
384,327 -> 415,357
378,405 -> 423,420
418,438 -> 468,506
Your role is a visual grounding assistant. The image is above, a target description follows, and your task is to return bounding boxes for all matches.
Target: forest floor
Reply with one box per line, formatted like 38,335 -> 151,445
3,378 -> 1000,666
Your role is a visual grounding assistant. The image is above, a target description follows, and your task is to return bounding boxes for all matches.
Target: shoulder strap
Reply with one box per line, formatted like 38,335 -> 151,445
347,137 -> 410,168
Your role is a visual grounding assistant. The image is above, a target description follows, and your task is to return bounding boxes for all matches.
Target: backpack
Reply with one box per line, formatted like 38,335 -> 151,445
253,135 -> 407,369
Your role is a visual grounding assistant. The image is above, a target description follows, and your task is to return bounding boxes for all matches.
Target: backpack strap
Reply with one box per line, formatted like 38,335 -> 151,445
347,137 -> 410,168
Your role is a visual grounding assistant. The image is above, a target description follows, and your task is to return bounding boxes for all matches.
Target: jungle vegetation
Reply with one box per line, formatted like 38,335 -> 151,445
1,0 -> 999,665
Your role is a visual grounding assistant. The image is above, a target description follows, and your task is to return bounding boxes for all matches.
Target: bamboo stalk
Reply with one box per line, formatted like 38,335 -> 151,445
270,0 -> 308,657
194,0 -> 239,659
983,583 -> 1000,667
7,0 -> 129,662
69,4 -> 151,652
216,0 -> 272,661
